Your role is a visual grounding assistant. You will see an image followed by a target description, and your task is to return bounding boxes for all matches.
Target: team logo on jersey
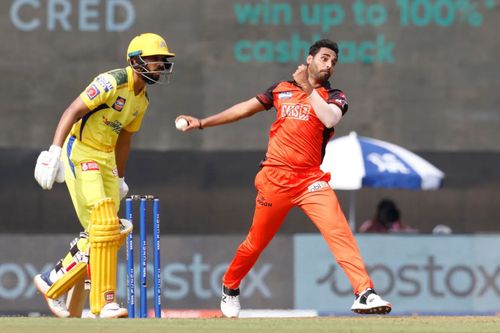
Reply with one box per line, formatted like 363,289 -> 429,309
334,92 -> 348,110
96,75 -> 113,92
278,91 -> 292,99
335,98 -> 347,110
81,161 -> 100,172
112,96 -> 126,111
85,84 -> 100,100
280,103 -> 310,121
102,116 -> 123,134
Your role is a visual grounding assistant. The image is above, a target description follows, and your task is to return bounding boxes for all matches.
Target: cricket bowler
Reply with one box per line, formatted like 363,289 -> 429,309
176,39 -> 392,318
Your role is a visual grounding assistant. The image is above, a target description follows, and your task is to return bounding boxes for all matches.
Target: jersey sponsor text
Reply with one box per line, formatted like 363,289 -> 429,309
280,103 -> 310,121
96,75 -> 113,92
85,84 -> 100,100
81,161 -> 100,172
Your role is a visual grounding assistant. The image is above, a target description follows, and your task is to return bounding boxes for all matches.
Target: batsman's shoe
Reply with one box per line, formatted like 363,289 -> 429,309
220,285 -> 240,318
351,288 -> 392,315
88,302 -> 128,319
34,274 -> 70,318
33,273 -> 51,294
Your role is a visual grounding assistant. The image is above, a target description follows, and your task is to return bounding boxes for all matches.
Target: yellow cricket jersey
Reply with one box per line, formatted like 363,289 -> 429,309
72,66 -> 149,152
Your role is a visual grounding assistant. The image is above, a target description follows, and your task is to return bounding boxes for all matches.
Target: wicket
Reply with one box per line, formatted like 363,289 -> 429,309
125,195 -> 161,318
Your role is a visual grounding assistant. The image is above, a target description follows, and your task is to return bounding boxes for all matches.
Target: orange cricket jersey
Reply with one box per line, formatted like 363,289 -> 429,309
256,81 -> 348,169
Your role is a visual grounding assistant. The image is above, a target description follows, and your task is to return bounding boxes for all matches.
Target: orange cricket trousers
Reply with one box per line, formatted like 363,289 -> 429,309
222,166 -> 373,294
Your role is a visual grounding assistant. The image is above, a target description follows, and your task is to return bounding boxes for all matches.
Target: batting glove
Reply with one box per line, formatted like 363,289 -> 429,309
119,177 -> 129,201
34,145 -> 63,190
55,161 -> 65,183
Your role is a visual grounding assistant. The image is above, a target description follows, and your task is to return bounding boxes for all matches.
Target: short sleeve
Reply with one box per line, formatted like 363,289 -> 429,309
79,73 -> 117,110
327,89 -> 349,115
256,82 -> 279,110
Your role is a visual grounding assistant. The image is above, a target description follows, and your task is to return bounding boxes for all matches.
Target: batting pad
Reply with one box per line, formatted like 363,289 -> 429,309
46,263 -> 87,300
46,234 -> 89,300
88,198 -> 121,315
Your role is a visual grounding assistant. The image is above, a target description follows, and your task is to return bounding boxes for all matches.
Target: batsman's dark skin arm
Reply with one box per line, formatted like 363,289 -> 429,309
51,94 -> 132,178
176,97 -> 266,131
115,129 -> 133,178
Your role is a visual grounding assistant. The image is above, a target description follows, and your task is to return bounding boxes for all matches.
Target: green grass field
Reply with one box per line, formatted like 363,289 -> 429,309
1,316 -> 499,333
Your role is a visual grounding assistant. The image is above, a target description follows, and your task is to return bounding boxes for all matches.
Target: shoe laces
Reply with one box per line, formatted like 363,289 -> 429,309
356,288 -> 377,304
223,294 -> 239,305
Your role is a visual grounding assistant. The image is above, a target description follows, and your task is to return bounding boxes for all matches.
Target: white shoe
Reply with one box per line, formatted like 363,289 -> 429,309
33,274 -> 70,318
98,302 -> 128,318
220,285 -> 241,318
33,274 -> 51,294
351,288 -> 392,314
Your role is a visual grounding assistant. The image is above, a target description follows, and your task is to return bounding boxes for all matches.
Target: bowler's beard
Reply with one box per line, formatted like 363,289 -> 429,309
311,70 -> 331,84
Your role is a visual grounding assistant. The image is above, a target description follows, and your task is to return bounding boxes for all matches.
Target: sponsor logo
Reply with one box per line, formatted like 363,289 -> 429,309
102,116 -> 122,134
280,103 -> 310,121
333,92 -> 348,109
162,254 -> 272,300
112,168 -> 118,177
367,153 -> 411,174
316,256 -> 500,298
112,96 -> 126,111
85,84 -> 100,100
278,91 -> 292,99
74,251 -> 89,264
96,75 -> 113,92
104,291 -> 115,303
257,195 -> 272,207
81,161 -> 99,171
0,254 -> 273,302
308,181 -> 330,193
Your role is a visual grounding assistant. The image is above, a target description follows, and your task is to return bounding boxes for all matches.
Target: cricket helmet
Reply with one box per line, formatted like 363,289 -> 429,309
126,33 -> 175,85
127,33 -> 175,60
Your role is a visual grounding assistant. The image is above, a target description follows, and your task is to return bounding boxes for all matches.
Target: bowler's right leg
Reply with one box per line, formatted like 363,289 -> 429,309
299,188 -> 392,314
221,168 -> 292,318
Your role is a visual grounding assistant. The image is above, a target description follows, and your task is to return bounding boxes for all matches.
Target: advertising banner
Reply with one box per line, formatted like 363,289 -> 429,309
2,233 -> 499,315
294,234 -> 500,315
1,0 -> 499,152
0,235 -> 293,315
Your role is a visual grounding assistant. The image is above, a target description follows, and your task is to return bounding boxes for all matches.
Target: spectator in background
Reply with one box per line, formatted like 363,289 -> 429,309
360,199 -> 417,233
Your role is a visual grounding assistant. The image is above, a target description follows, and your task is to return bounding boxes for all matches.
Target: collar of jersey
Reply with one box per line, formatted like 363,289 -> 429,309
126,66 -> 145,95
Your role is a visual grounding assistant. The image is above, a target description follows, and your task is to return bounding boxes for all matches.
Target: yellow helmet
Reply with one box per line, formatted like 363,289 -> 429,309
126,33 -> 175,61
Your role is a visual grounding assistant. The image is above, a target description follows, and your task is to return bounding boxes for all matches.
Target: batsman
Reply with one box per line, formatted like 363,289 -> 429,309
33,33 -> 175,318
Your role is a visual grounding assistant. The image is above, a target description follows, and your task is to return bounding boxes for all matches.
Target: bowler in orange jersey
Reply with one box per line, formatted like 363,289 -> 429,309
177,39 -> 391,317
